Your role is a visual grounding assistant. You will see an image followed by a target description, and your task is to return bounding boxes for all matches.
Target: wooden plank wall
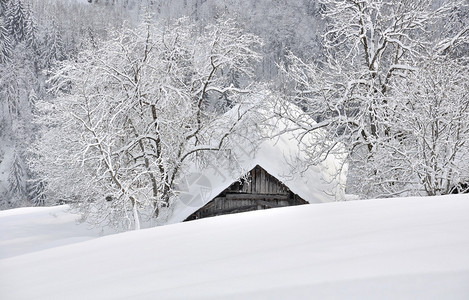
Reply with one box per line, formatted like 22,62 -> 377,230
226,165 -> 289,195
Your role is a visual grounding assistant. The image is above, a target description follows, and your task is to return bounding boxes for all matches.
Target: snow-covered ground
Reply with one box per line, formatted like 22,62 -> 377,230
0,206 -> 115,259
1,194 -> 469,299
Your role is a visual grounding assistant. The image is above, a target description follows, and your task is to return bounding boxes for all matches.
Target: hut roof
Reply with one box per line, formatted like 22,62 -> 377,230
167,97 -> 347,223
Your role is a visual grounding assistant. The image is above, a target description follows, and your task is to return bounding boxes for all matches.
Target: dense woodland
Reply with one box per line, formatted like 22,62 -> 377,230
0,0 -> 468,230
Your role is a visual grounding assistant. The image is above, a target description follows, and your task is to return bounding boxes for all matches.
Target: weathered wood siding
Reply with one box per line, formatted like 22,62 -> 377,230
184,165 -> 308,221
226,165 -> 290,195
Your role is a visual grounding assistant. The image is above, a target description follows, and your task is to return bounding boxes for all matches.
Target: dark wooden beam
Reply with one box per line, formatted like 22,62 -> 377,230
225,193 -> 289,200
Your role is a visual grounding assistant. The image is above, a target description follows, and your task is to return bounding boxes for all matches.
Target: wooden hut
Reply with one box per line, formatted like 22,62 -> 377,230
184,165 -> 308,221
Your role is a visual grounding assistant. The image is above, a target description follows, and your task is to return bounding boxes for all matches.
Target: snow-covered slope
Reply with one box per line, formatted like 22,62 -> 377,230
0,206 -> 115,259
1,195 -> 469,299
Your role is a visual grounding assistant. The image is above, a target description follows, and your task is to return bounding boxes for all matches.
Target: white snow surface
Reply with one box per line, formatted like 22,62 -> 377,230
1,194 -> 469,299
0,206 -> 115,259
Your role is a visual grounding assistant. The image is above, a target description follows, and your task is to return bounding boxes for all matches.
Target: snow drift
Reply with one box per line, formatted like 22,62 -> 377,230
1,194 -> 469,299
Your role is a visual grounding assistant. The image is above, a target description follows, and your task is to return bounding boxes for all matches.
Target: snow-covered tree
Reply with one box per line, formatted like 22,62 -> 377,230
24,6 -> 38,52
279,0 -> 469,197
390,58 -> 469,196
0,16 -> 12,63
8,0 -> 27,42
8,151 -> 26,200
353,57 -> 469,197
32,17 -> 261,230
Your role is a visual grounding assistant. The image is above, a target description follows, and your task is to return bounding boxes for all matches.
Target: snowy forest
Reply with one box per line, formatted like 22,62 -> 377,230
0,0 -> 468,229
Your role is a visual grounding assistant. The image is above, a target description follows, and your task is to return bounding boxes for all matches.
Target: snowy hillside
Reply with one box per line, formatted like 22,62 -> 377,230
1,194 -> 469,299
0,206 -> 115,259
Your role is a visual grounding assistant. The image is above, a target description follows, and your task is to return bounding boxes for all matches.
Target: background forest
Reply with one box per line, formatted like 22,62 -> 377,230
0,0 -> 468,229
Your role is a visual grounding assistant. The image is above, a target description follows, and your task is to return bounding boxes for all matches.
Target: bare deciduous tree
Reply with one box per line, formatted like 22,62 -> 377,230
279,0 -> 469,197
32,17 -> 262,230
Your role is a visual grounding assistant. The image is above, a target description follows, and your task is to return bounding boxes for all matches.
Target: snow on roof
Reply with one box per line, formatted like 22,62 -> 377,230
166,96 -> 347,223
